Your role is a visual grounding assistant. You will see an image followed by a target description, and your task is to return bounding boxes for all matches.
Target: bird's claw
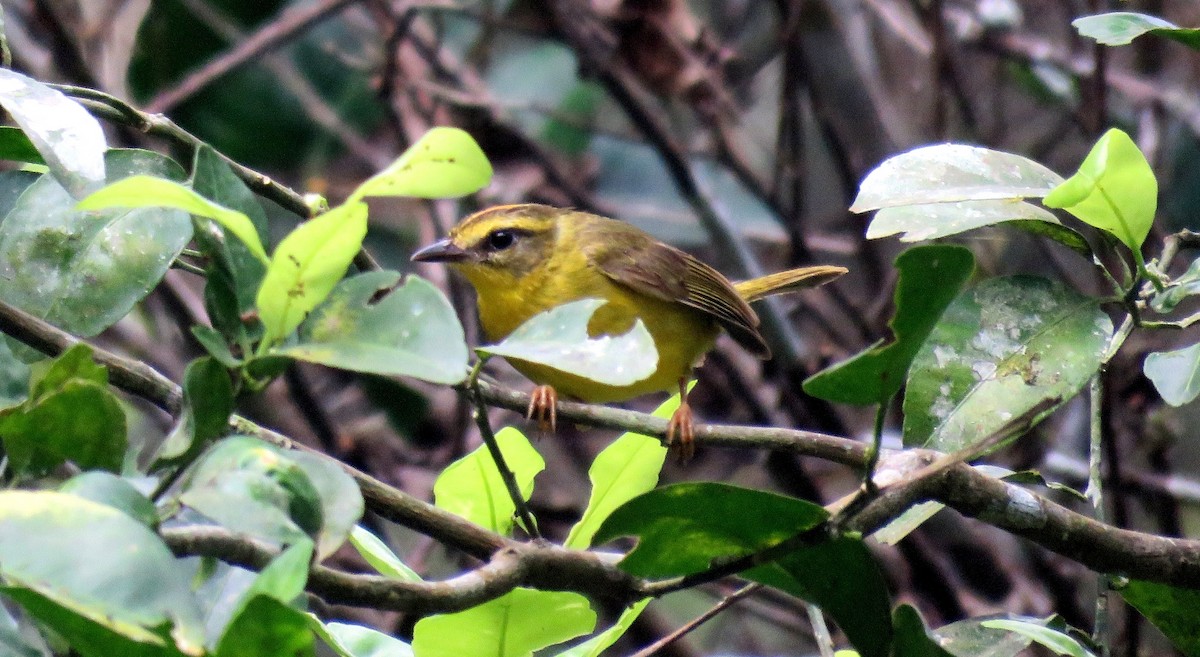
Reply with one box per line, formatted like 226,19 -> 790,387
666,403 -> 695,463
526,385 -> 558,433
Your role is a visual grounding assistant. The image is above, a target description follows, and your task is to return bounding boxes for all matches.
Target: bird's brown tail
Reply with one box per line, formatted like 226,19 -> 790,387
734,265 -> 847,303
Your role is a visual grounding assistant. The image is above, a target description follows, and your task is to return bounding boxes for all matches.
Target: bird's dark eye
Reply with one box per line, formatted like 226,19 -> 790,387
485,229 -> 517,251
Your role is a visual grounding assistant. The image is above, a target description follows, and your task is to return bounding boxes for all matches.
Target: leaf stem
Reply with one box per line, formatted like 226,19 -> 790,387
1086,375 -> 1112,656
466,359 -> 541,539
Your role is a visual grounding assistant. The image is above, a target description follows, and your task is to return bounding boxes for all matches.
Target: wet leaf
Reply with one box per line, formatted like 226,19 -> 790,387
351,127 -> 492,201
478,298 -> 658,387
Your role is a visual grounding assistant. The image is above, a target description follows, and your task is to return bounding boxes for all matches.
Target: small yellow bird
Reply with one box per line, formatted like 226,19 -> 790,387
412,204 -> 846,457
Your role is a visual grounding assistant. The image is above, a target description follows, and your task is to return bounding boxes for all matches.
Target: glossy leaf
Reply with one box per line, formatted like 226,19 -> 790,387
866,199 -> 1061,242
159,356 -> 234,463
1119,580 -> 1200,656
77,175 -> 268,264
935,615 -> 1040,657
804,246 -> 974,405
412,588 -> 595,657
0,149 -> 191,338
852,144 -> 1063,211
0,125 -> 45,165
350,126 -> 492,201
478,298 -> 658,387
256,201 -> 368,346
564,392 -> 679,549
1043,128 -> 1156,254
59,472 -> 158,529
348,526 -> 422,582
279,271 -> 468,385
0,491 -> 205,655
0,68 -> 106,197
433,427 -> 544,535
1074,12 -> 1200,49
312,618 -> 414,657
980,620 -> 1094,657
1144,342 -> 1200,407
904,276 -> 1111,451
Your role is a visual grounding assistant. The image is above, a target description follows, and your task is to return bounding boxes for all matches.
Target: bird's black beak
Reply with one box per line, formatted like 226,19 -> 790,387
411,238 -> 470,263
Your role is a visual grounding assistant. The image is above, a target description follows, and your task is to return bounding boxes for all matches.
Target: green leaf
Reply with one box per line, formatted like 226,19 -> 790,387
564,393 -> 678,549
935,615 -> 1040,657
550,599 -> 649,657
1151,255 -> 1200,312
872,465 -> 1013,544
255,201 -> 368,347
1144,342 -> 1200,407
77,175 -> 268,264
412,589 -> 595,657
1073,12 -> 1200,49
60,472 -> 158,529
0,149 -> 192,339
350,126 -> 492,201
979,620 -> 1094,657
478,298 -> 658,387
0,490 -> 205,656
892,605 -> 954,657
238,539 -> 313,607
1043,128 -> 1157,254
433,427 -> 544,535
866,199 -> 1062,242
277,271 -> 468,385
0,338 -> 31,408
0,125 -> 45,165
0,69 -> 106,197
1119,580 -> 1200,656
804,246 -> 974,405
903,276 -> 1111,451
311,618 -> 413,657
180,437 -> 323,547
287,450 -> 364,559
0,345 -> 126,476
159,356 -> 234,462
191,325 -> 243,368
215,596 -> 313,657
348,526 -> 422,582
592,482 -> 828,577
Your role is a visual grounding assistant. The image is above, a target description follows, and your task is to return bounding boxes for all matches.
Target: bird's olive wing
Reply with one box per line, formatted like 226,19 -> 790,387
585,233 -> 770,358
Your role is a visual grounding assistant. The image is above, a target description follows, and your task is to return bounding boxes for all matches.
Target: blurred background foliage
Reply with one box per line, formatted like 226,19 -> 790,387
5,0 -> 1200,654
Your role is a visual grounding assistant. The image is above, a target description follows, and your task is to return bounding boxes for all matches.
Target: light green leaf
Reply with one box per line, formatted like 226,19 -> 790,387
1074,12 -> 1200,49
350,127 -> 492,201
564,392 -> 681,549
348,525 -> 422,582
412,589 -> 595,657
478,299 -> 658,387
980,620 -> 1094,657
934,615 -> 1041,657
551,599 -> 649,657
256,201 -> 369,346
433,427 -> 544,535
0,69 -> 106,197
1043,128 -> 1156,254
59,472 -> 158,530
0,490 -> 205,656
77,175 -> 268,264
277,271 -> 468,385
904,276 -> 1111,451
311,617 -> 414,657
1144,342 -> 1200,407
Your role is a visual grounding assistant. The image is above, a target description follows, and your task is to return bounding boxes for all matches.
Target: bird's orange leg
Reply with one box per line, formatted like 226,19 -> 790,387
666,377 -> 695,462
527,385 -> 558,433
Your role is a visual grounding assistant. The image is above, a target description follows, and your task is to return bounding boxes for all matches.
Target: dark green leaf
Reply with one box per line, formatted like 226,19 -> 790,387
215,596 -> 313,657
158,357 -> 234,462
1144,343 -> 1200,407
893,604 -> 954,657
190,325 -> 243,368
0,490 -> 205,655
478,299 -> 658,387
256,201 -> 368,346
804,246 -> 974,405
433,427 -> 544,535
28,343 -> 106,399
903,276 -> 1111,451
0,126 -> 45,166
1119,580 -> 1200,656
0,379 -> 126,476
0,149 -> 191,338
59,472 -> 158,529
412,589 -> 595,657
0,69 -> 105,197
278,271 -> 469,385
1073,12 -> 1200,49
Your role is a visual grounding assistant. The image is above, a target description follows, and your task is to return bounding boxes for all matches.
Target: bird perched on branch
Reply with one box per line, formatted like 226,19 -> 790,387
413,203 -> 846,458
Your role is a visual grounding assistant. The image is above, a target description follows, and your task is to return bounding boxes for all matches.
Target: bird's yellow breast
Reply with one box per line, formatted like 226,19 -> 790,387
456,246 -> 718,402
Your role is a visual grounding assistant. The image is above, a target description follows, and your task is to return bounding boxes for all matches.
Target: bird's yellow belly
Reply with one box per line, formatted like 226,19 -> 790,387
475,276 -> 719,403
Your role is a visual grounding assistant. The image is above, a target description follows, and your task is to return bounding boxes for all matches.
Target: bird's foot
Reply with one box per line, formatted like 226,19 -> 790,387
526,385 -> 558,433
666,402 -> 695,463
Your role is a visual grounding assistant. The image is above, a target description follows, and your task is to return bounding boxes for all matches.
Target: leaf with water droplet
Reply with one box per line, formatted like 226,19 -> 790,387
276,271 -> 469,385
478,298 -> 658,387
904,276 -> 1111,451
